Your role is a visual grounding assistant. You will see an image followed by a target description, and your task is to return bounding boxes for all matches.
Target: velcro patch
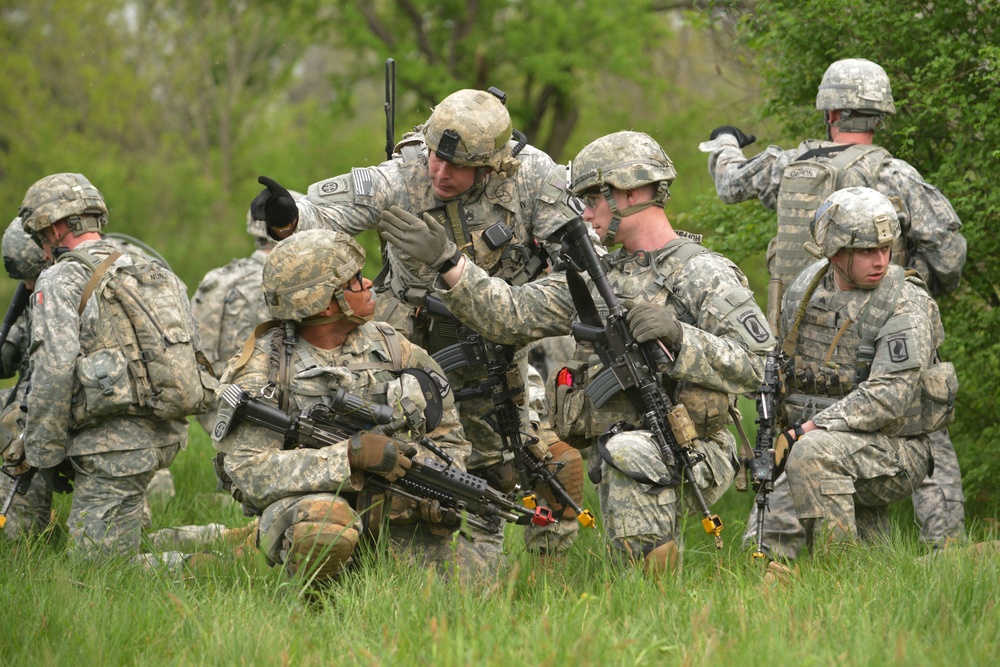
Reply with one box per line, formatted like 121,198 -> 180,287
352,168 -> 375,197
320,180 -> 340,194
738,309 -> 770,343
886,333 -> 909,363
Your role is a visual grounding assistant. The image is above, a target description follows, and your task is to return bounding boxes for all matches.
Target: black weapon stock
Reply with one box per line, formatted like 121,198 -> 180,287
218,384 -> 555,534
0,282 -> 31,351
558,216 -> 724,548
426,294 -> 596,528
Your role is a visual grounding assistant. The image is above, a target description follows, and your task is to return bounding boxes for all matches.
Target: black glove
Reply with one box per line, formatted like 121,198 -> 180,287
709,125 -> 757,148
39,463 -> 74,494
250,176 -> 298,235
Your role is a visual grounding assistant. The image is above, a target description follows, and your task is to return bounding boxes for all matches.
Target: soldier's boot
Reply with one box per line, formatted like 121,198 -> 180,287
285,499 -> 359,584
763,561 -> 797,587
226,518 -> 259,558
643,539 -> 680,575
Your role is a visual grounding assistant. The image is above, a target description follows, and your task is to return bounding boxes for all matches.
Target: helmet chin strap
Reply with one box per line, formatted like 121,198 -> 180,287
301,288 -> 373,326
599,184 -> 666,246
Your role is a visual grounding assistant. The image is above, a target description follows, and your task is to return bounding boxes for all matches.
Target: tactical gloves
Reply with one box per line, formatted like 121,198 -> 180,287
624,301 -> 684,349
378,205 -> 461,272
250,176 -> 299,236
348,431 -> 412,482
773,425 -> 805,477
534,440 -> 583,520
709,126 -> 757,148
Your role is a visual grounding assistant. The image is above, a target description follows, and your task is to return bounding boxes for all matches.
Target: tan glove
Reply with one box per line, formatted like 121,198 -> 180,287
624,300 -> 683,348
348,432 -> 412,482
773,425 -> 805,478
535,440 -> 584,520
378,205 -> 459,271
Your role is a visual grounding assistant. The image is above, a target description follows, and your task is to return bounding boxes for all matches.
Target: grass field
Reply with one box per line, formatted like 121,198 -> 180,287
2,417 -> 997,666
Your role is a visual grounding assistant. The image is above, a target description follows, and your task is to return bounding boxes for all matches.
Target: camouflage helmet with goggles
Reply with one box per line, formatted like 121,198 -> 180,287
262,229 -> 366,323
570,131 -> 677,194
3,216 -> 49,281
247,189 -> 304,242
19,173 -> 109,239
569,131 -> 676,245
424,89 -> 518,177
805,186 -> 900,259
816,58 -> 895,133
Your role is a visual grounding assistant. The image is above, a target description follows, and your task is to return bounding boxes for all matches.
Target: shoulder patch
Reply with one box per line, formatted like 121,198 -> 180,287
886,333 -> 909,363
567,194 -> 586,216
320,180 -> 340,195
352,168 -> 375,197
738,309 -> 770,343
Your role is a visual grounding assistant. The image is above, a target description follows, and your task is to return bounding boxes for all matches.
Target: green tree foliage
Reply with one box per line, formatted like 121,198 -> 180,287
697,0 -> 999,509
331,0 -> 671,161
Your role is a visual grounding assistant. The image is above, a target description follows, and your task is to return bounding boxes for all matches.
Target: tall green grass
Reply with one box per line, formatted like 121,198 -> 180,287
1,423 -> 996,666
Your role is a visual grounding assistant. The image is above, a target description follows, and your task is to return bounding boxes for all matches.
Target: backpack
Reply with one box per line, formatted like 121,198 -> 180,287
190,255 -> 269,372
772,143 -> 890,290
65,248 -> 216,425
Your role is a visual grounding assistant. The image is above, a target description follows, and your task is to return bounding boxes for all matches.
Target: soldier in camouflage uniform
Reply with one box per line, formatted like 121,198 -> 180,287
380,131 -> 774,572
700,58 -> 966,551
250,88 -> 583,555
212,229 -> 499,585
17,174 -> 190,557
757,187 -> 948,556
190,194 -> 302,433
0,217 -> 53,539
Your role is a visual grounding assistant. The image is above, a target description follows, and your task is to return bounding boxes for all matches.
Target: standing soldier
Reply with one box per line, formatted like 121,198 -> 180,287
249,88 -> 584,556
212,229 -> 498,584
762,187 -> 953,556
700,57 -> 967,551
190,195 -> 301,433
18,173 -> 211,557
379,131 -> 774,572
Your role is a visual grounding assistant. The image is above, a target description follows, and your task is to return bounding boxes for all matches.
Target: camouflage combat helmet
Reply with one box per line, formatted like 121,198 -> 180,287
247,189 -> 304,244
805,186 -> 900,259
569,131 -> 676,245
19,173 -> 109,241
262,228 -> 367,323
816,58 -> 895,133
424,89 -> 518,178
2,217 -> 49,281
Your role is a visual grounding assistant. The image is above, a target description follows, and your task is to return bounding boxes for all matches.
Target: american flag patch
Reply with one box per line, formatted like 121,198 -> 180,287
352,168 -> 375,197
34,291 -> 43,307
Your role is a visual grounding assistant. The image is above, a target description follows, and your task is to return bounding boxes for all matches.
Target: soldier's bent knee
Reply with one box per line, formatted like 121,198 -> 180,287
283,498 -> 359,582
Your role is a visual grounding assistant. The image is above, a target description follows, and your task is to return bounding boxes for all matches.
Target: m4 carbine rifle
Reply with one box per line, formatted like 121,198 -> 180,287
426,294 -> 595,528
217,383 -> 555,535
558,216 -> 724,548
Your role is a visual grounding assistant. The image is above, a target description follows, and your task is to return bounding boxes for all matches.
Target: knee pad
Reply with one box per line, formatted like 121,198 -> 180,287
284,498 -> 359,582
643,539 -> 680,575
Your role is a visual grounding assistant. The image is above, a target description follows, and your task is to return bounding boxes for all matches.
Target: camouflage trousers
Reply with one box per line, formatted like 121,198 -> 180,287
744,427 -> 962,558
66,443 -> 180,557
780,429 -> 930,553
258,492 -> 505,584
0,473 -> 51,540
597,428 -> 736,561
